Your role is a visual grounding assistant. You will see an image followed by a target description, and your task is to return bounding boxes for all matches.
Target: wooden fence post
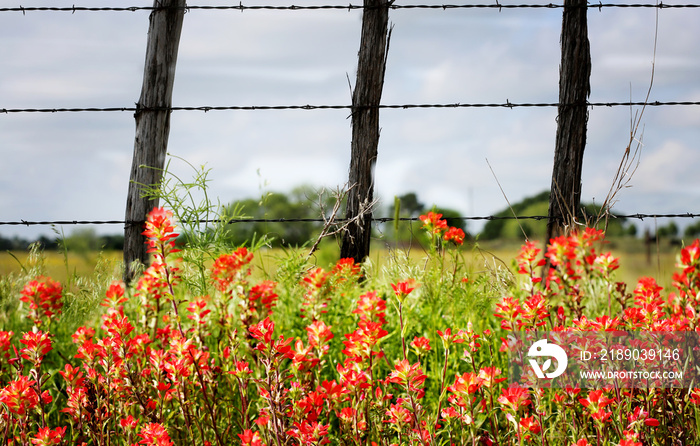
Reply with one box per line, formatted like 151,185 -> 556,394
340,0 -> 392,264
546,0 -> 591,241
124,0 -> 186,284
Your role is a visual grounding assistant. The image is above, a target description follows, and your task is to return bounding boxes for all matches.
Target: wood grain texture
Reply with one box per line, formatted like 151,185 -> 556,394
124,0 -> 185,283
340,0 -> 391,263
547,0 -> 591,241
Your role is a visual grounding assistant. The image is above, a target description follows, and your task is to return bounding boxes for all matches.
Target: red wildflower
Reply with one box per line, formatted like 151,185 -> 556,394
497,386 -> 531,412
478,367 -> 506,388
627,406 -> 659,428
410,336 -> 431,356
59,363 -> 84,388
138,422 -> 174,446
339,407 -> 366,430
385,401 -> 413,426
592,252 -> 620,275
120,415 -> 140,430
287,420 -> 330,445
186,298 -> 211,325
337,360 -> 371,393
249,317 -> 275,345
300,267 -> 332,321
690,388 -> 700,405
353,291 -> 387,325
248,281 -> 278,315
494,296 -> 523,331
516,241 -> 546,280
444,226 -> 465,245
391,279 -> 418,304
19,276 -> 63,326
227,361 -> 252,379
306,320 -> 334,354
211,247 -> 255,292
238,429 -> 266,446
386,360 -> 427,398
142,207 -> 180,261
519,415 -> 541,435
457,321 -> 481,353
102,280 -> 127,309
331,258 -> 362,282
519,293 -> 549,328
318,379 -> 350,405
588,315 -> 621,331
135,261 -> 169,302
677,239 -> 700,274
437,328 -> 466,348
0,375 -> 40,416
419,211 -> 448,235
30,426 -> 67,446
0,330 -> 13,361
448,372 -> 482,396
579,389 -> 614,423
101,310 -> 135,339
19,329 -> 53,365
342,320 -> 388,362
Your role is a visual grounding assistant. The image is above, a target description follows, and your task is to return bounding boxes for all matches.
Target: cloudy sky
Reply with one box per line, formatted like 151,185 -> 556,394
1,0 -> 699,241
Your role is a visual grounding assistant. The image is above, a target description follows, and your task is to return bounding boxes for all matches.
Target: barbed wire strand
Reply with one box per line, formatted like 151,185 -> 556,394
2,3 -> 699,13
1,213 -> 698,228
2,101 -> 699,114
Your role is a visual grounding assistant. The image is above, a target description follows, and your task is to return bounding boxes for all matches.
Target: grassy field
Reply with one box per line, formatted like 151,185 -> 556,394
0,236 -> 682,290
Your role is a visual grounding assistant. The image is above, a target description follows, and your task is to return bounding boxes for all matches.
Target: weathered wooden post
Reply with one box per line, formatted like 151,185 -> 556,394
124,0 -> 186,283
546,0 -> 591,241
340,0 -> 392,263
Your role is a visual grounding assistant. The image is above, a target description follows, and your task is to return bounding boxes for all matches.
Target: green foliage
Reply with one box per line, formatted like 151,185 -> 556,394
139,155 -> 267,295
222,185 -> 337,249
657,220 -> 679,238
686,221 -> 700,238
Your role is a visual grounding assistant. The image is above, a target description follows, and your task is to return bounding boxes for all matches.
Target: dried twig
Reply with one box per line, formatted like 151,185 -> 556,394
596,1 -> 658,228
306,184 -> 379,260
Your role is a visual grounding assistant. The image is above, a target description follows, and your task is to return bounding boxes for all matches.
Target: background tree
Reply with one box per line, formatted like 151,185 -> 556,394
481,191 -> 632,241
223,185 -> 329,248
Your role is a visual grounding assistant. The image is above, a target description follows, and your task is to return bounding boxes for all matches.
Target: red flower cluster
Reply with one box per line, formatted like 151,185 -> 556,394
419,211 -> 466,246
6,208 -> 700,446
19,276 -> 63,326
211,247 -> 255,292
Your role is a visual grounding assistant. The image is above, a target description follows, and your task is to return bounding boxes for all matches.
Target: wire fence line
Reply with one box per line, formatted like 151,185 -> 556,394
2,2 -> 699,13
2,213 -> 699,229
2,101 -> 699,115
4,3 -> 698,240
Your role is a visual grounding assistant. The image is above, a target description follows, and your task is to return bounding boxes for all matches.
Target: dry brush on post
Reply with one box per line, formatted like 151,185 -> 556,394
340,0 -> 393,264
546,0 -> 591,241
124,0 -> 186,284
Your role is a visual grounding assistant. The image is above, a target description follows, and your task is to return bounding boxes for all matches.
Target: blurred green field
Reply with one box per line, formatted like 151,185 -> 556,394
0,236 -> 682,291
0,250 -> 123,282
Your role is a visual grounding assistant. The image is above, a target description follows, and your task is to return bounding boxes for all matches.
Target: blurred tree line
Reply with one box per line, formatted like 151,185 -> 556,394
0,229 -> 123,251
479,191 -> 638,240
4,189 -> 696,252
